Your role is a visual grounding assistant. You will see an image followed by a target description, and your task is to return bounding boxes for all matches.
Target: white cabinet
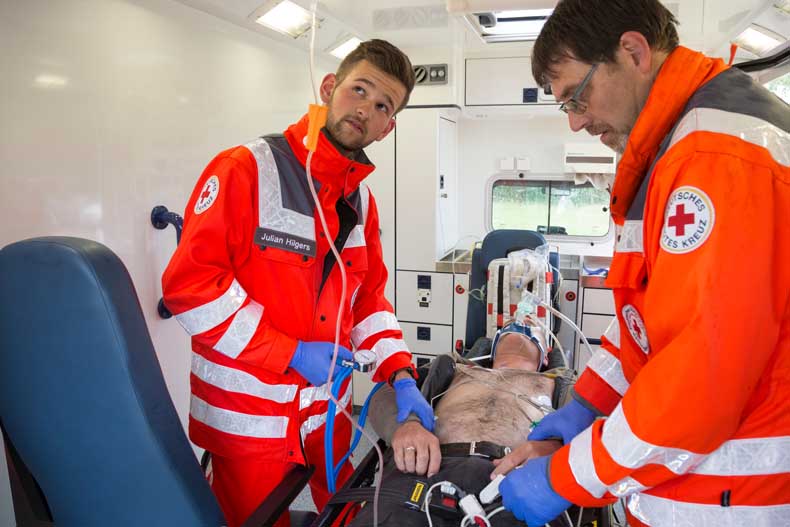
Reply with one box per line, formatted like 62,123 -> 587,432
395,107 -> 459,271
395,270 -> 454,325
465,57 -> 554,106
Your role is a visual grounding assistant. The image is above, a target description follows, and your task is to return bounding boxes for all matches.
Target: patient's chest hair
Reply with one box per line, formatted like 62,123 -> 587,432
433,366 -> 555,448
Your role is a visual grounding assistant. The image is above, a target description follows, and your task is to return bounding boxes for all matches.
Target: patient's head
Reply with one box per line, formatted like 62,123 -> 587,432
491,321 -> 547,371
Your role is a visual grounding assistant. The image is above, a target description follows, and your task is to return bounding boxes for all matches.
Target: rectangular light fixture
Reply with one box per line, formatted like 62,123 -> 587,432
253,0 -> 314,38
733,24 -> 785,56
328,36 -> 363,60
469,9 -> 553,43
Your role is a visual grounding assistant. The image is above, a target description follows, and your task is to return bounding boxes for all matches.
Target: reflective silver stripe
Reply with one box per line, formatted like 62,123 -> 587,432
351,311 -> 400,349
370,338 -> 409,370
299,384 -> 352,438
670,107 -> 790,166
190,395 -> 288,439
587,348 -> 629,397
213,301 -> 264,359
345,184 -> 370,249
300,384 -> 333,411
628,492 -> 790,527
609,476 -> 648,498
175,279 -> 247,336
246,138 -> 316,242
615,220 -> 643,254
603,317 -> 620,348
692,436 -> 790,476
568,426 -> 608,498
602,405 -> 705,474
191,354 -> 298,403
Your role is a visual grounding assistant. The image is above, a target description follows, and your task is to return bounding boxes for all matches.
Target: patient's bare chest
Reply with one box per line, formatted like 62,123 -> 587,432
433,367 -> 554,448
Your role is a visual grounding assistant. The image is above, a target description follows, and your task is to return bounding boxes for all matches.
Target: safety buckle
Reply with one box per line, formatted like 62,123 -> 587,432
468,441 -> 481,457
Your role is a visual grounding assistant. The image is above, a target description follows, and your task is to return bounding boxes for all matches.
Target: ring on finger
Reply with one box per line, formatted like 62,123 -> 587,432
405,446 -> 416,452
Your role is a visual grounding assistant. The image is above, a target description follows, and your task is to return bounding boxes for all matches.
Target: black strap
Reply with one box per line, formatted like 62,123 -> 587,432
496,265 -> 505,328
440,441 -> 511,460
327,486 -> 405,506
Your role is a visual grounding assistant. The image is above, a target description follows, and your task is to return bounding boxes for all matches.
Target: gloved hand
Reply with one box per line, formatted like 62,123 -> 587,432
500,455 -> 571,526
393,377 -> 435,432
528,398 -> 596,445
289,341 -> 354,387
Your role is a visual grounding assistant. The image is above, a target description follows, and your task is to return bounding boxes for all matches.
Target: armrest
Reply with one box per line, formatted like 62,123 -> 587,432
241,464 -> 315,527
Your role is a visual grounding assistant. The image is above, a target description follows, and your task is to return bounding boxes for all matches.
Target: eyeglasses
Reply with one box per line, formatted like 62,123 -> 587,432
558,63 -> 598,115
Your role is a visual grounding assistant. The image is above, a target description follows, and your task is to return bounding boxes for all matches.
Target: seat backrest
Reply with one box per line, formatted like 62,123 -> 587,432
0,237 -> 225,527
465,229 -> 556,347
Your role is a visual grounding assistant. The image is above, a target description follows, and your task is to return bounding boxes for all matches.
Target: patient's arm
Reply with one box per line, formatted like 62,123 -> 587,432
369,378 -> 442,476
490,439 -> 562,478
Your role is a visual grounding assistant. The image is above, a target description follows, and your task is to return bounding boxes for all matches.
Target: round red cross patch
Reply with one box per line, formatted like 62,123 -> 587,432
622,304 -> 649,354
194,175 -> 219,215
660,186 -> 715,254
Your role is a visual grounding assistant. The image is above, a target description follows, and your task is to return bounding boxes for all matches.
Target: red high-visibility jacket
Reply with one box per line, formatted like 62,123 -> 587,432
550,47 -> 790,526
163,114 -> 413,461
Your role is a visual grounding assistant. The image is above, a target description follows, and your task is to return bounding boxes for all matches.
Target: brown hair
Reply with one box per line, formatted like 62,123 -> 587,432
532,0 -> 679,86
336,39 -> 415,113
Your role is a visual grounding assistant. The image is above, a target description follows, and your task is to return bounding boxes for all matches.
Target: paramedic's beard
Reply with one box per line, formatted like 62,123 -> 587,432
324,115 -> 369,157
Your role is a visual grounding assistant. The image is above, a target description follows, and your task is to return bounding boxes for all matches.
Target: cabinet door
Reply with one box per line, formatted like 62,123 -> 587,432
437,116 -> 458,258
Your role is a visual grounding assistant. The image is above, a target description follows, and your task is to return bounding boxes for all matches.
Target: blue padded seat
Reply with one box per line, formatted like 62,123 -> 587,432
0,237 -> 226,527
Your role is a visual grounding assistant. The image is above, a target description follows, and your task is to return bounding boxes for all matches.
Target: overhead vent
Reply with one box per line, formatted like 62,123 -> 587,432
463,9 -> 552,43
372,5 -> 449,31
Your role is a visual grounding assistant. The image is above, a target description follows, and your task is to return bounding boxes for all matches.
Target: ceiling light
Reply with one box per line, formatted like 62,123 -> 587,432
733,24 -> 785,56
33,74 -> 68,89
468,9 -> 552,43
253,0 -> 314,38
328,36 -> 363,60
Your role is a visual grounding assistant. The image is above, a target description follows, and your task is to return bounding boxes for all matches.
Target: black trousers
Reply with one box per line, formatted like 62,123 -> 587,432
349,451 -> 523,527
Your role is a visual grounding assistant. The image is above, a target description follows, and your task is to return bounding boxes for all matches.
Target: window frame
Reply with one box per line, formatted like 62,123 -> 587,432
485,173 -> 615,243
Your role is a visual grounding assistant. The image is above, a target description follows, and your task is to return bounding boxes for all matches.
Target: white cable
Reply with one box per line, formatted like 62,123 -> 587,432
486,506 -> 506,521
531,315 -> 568,369
423,481 -> 454,527
563,509 -> 573,526
575,505 -> 584,527
305,4 -> 383,525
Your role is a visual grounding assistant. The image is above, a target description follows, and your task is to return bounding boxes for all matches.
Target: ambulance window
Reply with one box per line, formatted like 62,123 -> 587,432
491,179 -> 610,237
765,72 -> 789,104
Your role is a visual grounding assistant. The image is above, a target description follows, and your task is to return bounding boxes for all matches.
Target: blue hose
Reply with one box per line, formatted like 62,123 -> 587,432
324,367 -> 384,493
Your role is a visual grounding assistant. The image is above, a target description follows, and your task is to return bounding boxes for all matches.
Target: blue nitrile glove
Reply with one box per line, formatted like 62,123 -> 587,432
500,455 -> 572,526
289,341 -> 354,387
393,377 -> 435,432
528,398 -> 596,445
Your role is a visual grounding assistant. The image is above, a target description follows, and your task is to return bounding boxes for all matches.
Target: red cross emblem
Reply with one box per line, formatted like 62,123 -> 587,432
199,187 -> 212,204
667,204 -> 695,236
631,318 -> 645,341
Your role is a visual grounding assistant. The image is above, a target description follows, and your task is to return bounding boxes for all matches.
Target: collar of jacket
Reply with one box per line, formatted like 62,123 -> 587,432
609,46 -> 728,222
284,113 -> 376,198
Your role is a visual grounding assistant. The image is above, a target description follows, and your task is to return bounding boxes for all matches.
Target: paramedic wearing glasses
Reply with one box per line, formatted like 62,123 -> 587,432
496,1 -> 790,526
162,40 -> 434,527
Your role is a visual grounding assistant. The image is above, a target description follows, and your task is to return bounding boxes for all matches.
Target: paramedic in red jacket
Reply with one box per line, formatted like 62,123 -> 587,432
495,1 -> 790,526
162,40 -> 434,527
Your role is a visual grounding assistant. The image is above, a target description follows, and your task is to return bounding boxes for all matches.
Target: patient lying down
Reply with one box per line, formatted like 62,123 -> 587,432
349,322 -> 565,527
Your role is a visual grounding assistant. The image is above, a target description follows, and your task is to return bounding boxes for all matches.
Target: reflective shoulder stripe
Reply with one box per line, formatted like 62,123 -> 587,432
244,138 -> 316,242
213,300 -> 264,359
669,107 -> 790,167
692,435 -> 790,477
615,220 -> 644,254
351,311 -> 400,349
568,426 -> 608,498
586,348 -> 629,397
190,394 -> 289,439
175,279 -> 247,336
299,383 -> 352,439
191,353 -> 297,403
603,317 -> 620,348
601,405 -> 706,474
300,384 -> 332,410
370,338 -> 409,367
628,492 -> 790,527
345,184 -> 370,249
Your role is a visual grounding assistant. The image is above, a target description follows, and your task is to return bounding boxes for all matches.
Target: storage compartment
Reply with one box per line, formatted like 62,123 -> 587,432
583,288 -> 615,315
400,322 -> 453,357
581,313 -> 614,342
395,271 -> 454,325
465,57 -> 554,106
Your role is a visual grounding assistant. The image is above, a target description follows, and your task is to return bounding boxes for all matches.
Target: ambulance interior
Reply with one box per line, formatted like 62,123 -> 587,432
1,0 -> 788,526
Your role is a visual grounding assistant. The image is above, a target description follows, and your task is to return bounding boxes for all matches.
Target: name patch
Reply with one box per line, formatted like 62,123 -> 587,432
255,227 -> 316,257
660,186 -> 715,254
